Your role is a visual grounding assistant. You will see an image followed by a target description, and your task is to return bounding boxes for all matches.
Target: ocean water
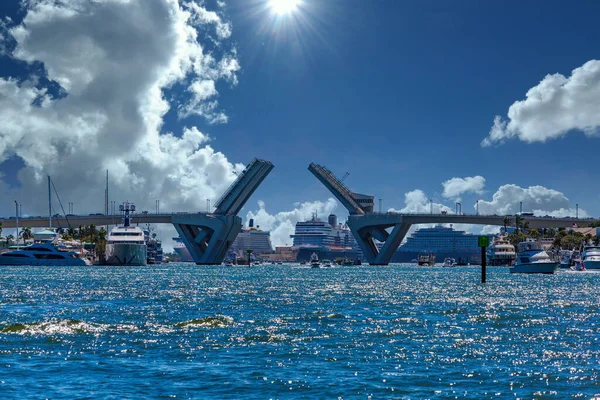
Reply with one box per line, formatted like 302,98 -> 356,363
1,264 -> 599,399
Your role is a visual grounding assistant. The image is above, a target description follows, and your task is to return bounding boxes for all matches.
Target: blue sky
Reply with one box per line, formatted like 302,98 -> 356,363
0,0 -> 599,247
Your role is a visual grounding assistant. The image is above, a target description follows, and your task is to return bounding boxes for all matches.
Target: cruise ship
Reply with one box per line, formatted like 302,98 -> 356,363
393,225 -> 494,264
173,237 -> 193,262
290,214 -> 361,262
229,219 -> 273,256
105,203 -> 147,266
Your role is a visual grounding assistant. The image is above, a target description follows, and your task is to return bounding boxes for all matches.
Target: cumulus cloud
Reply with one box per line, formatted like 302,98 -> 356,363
476,184 -> 586,217
245,198 -> 339,248
0,0 -> 243,250
482,60 -> 600,146
389,190 -> 452,214
442,176 -> 485,199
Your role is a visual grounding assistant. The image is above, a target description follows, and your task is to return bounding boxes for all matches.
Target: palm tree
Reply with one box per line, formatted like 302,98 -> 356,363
503,216 -> 511,234
246,249 -> 253,266
22,227 -> 33,242
0,222 -> 3,239
6,234 -> 14,246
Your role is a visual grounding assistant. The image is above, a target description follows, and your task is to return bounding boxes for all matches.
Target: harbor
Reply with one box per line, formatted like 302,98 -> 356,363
1,0 -> 600,397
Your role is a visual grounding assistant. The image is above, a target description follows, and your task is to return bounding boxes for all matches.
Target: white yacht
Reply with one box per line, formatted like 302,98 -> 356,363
582,245 -> 600,270
321,259 -> 332,268
486,236 -> 516,266
510,240 -> 558,274
0,241 -> 90,266
105,203 -> 147,266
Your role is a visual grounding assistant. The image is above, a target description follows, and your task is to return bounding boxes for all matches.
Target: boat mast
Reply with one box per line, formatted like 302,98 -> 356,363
48,175 -> 52,229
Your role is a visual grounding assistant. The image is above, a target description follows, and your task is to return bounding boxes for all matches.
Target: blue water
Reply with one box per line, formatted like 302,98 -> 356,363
1,264 -> 599,398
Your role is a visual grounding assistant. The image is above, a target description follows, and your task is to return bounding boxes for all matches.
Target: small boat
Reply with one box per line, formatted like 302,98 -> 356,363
309,252 -> 320,268
417,252 -> 435,266
442,257 -> 456,268
299,260 -> 307,265
321,259 -> 332,268
341,257 -> 354,266
571,260 -> 585,271
558,250 -> 573,269
582,245 -> 600,270
510,240 -> 558,274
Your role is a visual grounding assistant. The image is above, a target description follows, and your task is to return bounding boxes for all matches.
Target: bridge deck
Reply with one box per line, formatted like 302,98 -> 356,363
1,212 -> 594,230
0,213 -> 198,229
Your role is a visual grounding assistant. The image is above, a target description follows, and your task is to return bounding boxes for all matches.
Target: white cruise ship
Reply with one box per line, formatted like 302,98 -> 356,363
173,237 -> 193,262
229,219 -> 273,257
105,203 -> 147,266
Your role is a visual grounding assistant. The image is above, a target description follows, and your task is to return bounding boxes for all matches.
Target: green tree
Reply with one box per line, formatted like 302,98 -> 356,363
21,227 -> 33,241
0,222 -> 3,239
6,234 -> 14,245
503,216 -> 511,233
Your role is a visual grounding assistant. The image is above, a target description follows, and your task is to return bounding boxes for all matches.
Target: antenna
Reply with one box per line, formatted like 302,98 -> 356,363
105,170 -> 109,215
340,172 -> 350,182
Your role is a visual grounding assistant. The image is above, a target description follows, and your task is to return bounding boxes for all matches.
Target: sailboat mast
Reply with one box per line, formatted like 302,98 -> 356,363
48,175 -> 52,228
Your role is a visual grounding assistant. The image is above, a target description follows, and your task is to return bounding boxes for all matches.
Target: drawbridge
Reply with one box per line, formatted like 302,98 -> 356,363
308,163 -> 595,265
172,158 -> 274,265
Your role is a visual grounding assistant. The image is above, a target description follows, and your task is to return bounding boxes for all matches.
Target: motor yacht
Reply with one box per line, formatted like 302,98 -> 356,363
0,241 -> 90,266
486,236 -> 516,266
417,252 -> 435,266
582,245 -> 600,270
510,240 -> 558,274
105,202 -> 147,266
321,259 -> 332,268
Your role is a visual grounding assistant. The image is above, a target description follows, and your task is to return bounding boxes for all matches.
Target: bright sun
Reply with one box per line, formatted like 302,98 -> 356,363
269,0 -> 300,15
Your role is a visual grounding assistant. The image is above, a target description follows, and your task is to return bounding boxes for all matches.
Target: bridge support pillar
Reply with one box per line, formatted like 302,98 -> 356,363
347,215 -> 411,265
172,213 -> 242,265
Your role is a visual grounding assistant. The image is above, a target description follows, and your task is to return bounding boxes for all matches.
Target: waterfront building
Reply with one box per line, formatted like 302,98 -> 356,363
393,225 -> 494,264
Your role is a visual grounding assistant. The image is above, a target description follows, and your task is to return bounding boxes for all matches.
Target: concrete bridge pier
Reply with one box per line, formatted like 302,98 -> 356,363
348,214 -> 411,265
172,213 -> 242,265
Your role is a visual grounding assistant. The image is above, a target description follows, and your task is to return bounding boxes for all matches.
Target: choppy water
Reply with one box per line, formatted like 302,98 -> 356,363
1,264 -> 600,398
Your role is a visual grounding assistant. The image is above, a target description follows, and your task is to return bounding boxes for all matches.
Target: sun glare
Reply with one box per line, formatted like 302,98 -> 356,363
269,0 -> 300,15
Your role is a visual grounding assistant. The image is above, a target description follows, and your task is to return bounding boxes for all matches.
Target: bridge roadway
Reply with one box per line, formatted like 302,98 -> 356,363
362,212 -> 596,229
0,213 -> 195,229
0,211 -> 594,231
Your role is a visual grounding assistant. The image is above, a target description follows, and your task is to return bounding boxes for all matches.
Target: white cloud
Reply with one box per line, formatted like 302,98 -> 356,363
0,0 -> 243,251
476,184 -> 586,217
245,198 -> 339,248
442,176 -> 485,199
482,60 -> 600,146
390,189 -> 452,214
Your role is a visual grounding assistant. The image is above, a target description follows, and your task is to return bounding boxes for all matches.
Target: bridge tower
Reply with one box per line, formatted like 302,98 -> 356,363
173,158 -> 274,265
308,163 -> 410,265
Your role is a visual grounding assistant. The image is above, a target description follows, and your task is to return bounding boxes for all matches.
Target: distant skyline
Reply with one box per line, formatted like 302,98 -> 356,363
1,0 -> 599,249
